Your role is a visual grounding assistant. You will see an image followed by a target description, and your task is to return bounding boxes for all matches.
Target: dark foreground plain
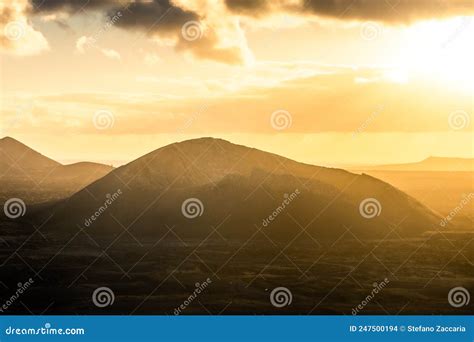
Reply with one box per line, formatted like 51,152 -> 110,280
1,220 -> 472,315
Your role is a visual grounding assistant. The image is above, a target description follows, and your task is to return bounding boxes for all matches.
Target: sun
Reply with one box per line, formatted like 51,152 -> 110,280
395,17 -> 474,92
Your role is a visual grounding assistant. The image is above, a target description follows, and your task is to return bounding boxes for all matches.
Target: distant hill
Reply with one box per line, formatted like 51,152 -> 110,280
0,137 -> 114,203
41,138 -> 441,242
0,136 -> 60,171
354,157 -> 473,172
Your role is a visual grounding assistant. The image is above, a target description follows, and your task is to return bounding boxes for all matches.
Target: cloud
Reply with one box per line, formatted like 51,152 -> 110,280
101,47 -> 121,60
224,0 -> 297,17
75,35 -> 121,60
108,0 -> 249,64
4,67 -> 470,136
7,0 -> 472,62
25,0 -> 250,64
0,0 -> 49,56
29,0 -> 117,13
75,35 -> 93,53
225,0 -> 474,23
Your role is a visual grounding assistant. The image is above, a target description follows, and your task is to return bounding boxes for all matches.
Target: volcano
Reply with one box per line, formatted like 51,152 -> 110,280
41,137 -> 441,243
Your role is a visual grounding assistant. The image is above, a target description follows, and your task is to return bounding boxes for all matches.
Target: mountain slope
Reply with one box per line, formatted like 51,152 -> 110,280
0,136 -> 60,171
0,137 -> 114,203
43,138 -> 441,242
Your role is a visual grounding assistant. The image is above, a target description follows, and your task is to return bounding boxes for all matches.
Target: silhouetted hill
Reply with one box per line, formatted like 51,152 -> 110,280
0,136 -> 59,171
43,138 -> 441,242
0,137 -> 114,203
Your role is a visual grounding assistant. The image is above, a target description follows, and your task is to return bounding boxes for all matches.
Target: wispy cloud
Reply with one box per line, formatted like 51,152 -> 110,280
75,35 -> 121,60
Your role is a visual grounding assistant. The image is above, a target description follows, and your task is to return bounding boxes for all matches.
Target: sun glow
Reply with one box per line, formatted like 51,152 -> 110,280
394,17 -> 474,92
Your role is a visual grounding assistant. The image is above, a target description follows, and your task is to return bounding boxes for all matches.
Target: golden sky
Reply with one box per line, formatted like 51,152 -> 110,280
0,0 -> 473,166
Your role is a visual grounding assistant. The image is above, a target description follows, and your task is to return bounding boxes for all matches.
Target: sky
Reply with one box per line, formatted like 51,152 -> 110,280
0,0 -> 473,166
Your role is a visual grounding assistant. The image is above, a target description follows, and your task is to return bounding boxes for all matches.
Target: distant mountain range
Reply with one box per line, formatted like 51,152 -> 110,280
353,156 -> 473,172
0,137 -> 113,203
22,137 -> 441,242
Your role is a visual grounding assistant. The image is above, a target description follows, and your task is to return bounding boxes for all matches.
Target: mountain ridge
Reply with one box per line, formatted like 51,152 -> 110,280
39,137 -> 441,242
0,136 -> 114,203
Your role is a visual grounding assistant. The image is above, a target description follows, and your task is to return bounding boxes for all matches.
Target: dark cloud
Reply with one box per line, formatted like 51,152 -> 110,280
107,0 -> 246,64
26,0 -> 247,64
225,0 -> 474,23
225,0 -> 269,14
30,0 -> 117,13
109,0 -> 198,33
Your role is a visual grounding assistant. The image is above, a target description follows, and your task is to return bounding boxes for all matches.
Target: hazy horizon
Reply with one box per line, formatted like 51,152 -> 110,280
1,134 -> 473,168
